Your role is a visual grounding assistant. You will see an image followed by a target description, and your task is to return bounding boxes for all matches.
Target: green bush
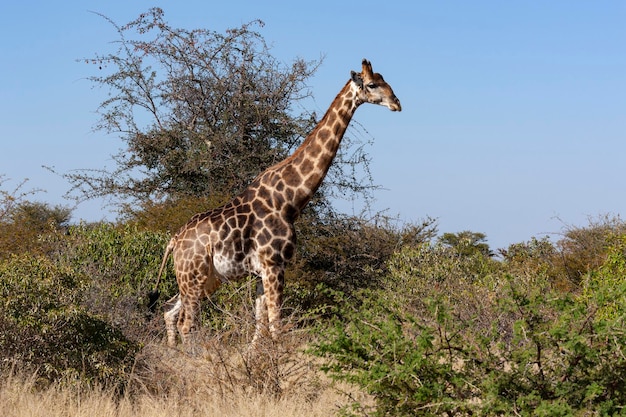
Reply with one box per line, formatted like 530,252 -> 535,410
314,291 -> 479,416
0,201 -> 71,260
0,223 -> 172,387
313,240 -> 626,416
482,276 -> 626,415
288,216 -> 437,319
59,223 -> 174,338
580,234 -> 626,321
385,244 -> 501,337
0,255 -> 138,388
556,216 -> 626,285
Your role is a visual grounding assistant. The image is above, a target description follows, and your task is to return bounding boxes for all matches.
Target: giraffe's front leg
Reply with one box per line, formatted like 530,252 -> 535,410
252,279 -> 269,345
260,267 -> 285,340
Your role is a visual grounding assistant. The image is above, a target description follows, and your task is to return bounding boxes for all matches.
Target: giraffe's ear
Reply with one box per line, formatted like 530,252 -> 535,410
361,59 -> 373,76
350,70 -> 364,89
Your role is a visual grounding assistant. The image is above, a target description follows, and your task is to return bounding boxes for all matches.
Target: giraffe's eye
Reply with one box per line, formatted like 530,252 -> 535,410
367,83 -> 377,89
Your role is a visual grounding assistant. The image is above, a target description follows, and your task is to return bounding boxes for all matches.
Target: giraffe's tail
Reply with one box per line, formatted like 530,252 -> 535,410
148,237 -> 176,314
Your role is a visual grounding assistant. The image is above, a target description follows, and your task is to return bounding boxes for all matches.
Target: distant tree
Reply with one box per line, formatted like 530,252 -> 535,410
556,215 -> 626,284
8,201 -> 71,230
439,230 -> 493,257
0,201 -> 72,258
0,177 -> 70,258
0,175 -> 41,222
63,8 -> 376,216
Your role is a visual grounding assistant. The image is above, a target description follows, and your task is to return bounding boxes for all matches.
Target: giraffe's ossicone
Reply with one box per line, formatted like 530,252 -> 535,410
152,59 -> 401,347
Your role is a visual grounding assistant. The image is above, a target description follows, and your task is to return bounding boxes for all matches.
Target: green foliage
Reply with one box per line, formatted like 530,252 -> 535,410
483,273 -> 626,414
60,223 -> 174,336
556,215 -> 626,285
502,237 -> 561,288
0,222 -> 173,388
314,292 -> 478,416
288,215 -> 437,315
581,234 -> 626,321
385,243 -> 500,331
313,237 -> 626,416
0,255 -> 138,388
65,223 -> 170,289
502,216 -> 626,291
8,201 -> 71,228
439,230 -> 493,257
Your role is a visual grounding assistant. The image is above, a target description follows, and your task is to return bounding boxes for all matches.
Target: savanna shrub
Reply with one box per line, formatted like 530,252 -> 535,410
59,223 -> 174,339
580,233 -> 626,321
385,243 -> 501,336
0,255 -> 138,387
313,290 -> 480,416
503,237 -> 562,288
288,216 -> 437,319
313,244 -> 498,416
0,222 -> 173,387
314,241 -> 626,416
556,215 -> 626,286
482,273 -> 626,415
0,201 -> 71,260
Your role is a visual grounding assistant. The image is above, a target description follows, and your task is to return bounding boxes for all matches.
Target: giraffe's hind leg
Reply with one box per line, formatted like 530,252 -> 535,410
163,294 -> 181,346
177,293 -> 201,345
176,257 -> 222,346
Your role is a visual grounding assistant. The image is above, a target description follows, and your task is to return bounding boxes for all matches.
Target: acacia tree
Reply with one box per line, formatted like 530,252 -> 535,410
0,175 -> 41,222
439,230 -> 494,257
65,8 -> 376,216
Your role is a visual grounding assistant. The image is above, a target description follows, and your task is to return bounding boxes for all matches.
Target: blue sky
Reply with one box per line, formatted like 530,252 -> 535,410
1,1 -> 624,250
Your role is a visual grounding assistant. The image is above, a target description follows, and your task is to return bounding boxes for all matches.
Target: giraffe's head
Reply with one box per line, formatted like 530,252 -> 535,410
351,59 -> 402,112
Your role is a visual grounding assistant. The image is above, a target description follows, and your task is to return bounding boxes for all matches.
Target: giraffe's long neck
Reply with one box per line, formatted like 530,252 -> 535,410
263,80 -> 360,213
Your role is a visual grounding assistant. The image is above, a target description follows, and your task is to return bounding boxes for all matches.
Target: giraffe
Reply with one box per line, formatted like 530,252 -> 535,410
153,59 -> 401,347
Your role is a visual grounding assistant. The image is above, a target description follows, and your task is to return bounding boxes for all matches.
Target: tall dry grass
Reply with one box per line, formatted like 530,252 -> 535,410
0,271 -> 371,417
1,326 -> 366,417
1,372 -> 350,417
2,375 -> 352,417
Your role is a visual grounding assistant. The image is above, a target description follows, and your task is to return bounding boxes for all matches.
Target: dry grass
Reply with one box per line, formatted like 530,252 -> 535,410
1,373 -> 351,417
1,327 -> 366,417
1,278 -> 371,417
1,374 -> 350,417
